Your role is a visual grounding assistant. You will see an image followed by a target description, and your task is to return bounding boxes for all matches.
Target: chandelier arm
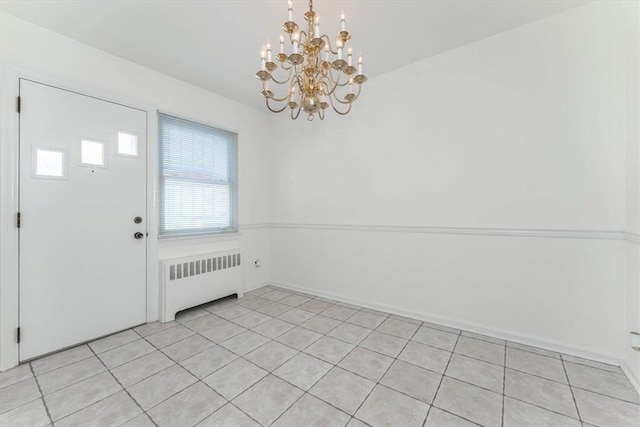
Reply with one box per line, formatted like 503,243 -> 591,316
331,83 -> 362,105
265,98 -> 289,113
278,61 -> 294,71
323,69 -> 348,97
269,68 -> 294,85
298,30 -> 308,45
322,77 -> 339,98
320,35 -> 338,54
328,95 -> 353,115
290,103 -> 302,120
269,92 -> 294,102
329,67 -> 350,87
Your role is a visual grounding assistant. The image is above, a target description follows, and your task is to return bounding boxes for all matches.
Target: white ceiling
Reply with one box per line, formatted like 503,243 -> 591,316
1,0 -> 587,111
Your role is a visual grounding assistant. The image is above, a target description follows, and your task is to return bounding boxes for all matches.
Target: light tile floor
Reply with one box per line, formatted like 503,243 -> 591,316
1,285 -> 639,427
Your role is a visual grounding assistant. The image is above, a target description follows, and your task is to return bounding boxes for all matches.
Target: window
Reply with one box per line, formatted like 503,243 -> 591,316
80,139 -> 106,166
33,147 -> 67,179
158,113 -> 238,237
117,132 -> 139,157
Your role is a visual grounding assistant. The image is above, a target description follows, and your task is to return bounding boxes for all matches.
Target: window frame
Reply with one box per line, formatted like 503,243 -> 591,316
157,113 -> 239,239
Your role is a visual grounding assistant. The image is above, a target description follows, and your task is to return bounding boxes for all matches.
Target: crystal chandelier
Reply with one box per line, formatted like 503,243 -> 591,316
256,0 -> 367,121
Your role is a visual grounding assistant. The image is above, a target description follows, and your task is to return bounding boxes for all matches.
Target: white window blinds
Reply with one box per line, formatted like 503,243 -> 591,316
158,113 -> 238,237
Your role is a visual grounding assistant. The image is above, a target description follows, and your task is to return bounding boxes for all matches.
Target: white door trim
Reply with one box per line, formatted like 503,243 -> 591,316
0,66 -> 158,371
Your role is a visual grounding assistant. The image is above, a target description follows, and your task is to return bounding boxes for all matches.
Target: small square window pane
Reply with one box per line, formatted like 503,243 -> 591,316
36,149 -> 64,177
81,140 -> 105,166
118,132 -> 138,156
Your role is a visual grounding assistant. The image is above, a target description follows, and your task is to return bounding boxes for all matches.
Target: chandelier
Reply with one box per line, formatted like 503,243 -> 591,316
256,0 -> 367,121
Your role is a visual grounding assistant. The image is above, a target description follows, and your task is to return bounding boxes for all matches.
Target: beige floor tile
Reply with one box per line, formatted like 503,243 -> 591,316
244,341 -> 298,372
360,331 -> 408,358
44,372 -> 121,421
0,377 -> 41,414
127,365 -> 197,410
504,369 -> 577,418
503,396 -> 580,427
381,360 -> 441,403
309,367 -> 375,415
339,347 -> 394,382
55,390 -> 141,427
198,404 -> 260,427
356,384 -> 429,427
272,394 -> 350,427
433,377 -> 502,427
506,347 -> 567,383
232,375 -> 303,426
147,382 -> 225,426
398,341 -> 451,374
446,353 -> 504,393
273,353 -> 332,390
204,359 -> 267,400
454,336 -> 504,366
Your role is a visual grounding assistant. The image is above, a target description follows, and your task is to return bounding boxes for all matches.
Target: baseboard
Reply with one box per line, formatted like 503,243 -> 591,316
622,360 -> 640,395
243,282 -> 271,293
269,280 -> 624,368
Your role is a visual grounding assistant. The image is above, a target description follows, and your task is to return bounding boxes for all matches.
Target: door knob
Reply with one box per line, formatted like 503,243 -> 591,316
134,232 -> 144,240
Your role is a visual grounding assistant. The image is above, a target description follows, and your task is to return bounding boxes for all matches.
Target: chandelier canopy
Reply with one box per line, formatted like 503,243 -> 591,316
256,0 -> 367,121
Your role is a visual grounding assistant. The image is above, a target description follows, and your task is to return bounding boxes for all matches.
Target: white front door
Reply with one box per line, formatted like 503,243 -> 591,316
18,79 -> 147,361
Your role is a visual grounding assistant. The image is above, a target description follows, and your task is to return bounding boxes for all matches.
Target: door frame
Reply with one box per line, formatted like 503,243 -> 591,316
0,66 -> 158,370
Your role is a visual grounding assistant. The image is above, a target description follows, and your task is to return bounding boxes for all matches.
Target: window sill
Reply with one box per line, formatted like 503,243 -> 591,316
158,231 -> 241,247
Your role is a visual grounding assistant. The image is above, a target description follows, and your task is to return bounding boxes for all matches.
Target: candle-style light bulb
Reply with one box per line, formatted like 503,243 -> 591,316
293,32 -> 299,54
279,35 -> 285,54
358,54 -> 363,74
348,77 -> 354,94
266,42 -> 272,62
336,39 -> 343,60
260,46 -> 266,71
288,0 -> 293,21
314,16 -> 320,36
340,11 -> 346,31
324,44 -> 329,61
347,46 -> 353,66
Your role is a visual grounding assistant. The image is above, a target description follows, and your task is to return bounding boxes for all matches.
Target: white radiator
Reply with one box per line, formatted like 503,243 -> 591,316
160,250 -> 244,322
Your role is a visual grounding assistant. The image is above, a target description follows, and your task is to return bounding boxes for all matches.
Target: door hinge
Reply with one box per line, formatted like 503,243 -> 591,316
16,212 -> 21,228
17,328 -> 21,344
17,96 -> 21,113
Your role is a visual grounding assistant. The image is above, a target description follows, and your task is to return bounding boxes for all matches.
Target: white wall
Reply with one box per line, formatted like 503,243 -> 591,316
271,1 -> 633,363
0,13 -> 272,370
624,1 -> 640,388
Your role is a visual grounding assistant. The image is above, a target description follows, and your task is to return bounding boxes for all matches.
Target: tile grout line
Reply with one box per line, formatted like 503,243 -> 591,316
28,363 -> 54,426
87,345 -> 158,427
422,330 -> 462,427
501,342 -> 507,427
561,355 -> 583,423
